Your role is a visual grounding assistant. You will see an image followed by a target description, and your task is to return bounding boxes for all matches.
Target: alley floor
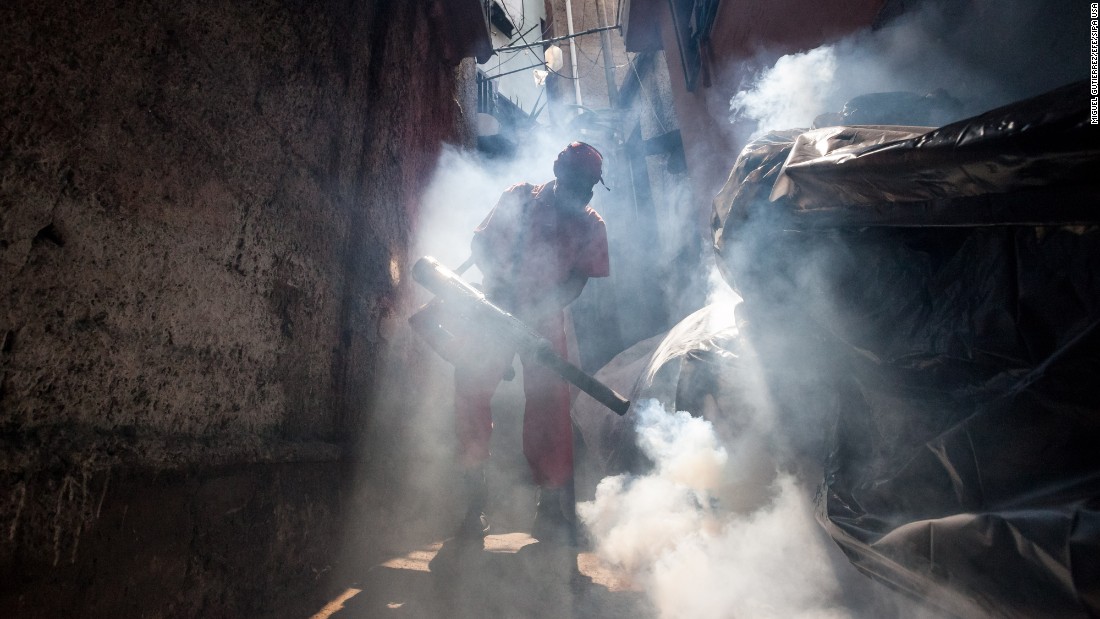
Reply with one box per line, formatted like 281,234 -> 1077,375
305,531 -> 655,619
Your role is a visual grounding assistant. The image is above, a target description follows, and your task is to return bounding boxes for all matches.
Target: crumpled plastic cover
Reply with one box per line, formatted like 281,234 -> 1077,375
571,301 -> 743,487
702,81 -> 1100,618
718,82 -> 1099,232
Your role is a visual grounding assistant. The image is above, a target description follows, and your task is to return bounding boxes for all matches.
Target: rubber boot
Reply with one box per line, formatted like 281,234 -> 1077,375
531,481 -> 577,547
455,466 -> 490,540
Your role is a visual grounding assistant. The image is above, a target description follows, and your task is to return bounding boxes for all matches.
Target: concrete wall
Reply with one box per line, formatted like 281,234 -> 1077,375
617,51 -> 706,325
0,0 -> 476,615
656,0 -> 884,200
545,0 -> 629,111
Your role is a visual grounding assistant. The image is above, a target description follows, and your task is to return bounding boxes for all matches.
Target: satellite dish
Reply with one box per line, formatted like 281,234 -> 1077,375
544,45 -> 563,71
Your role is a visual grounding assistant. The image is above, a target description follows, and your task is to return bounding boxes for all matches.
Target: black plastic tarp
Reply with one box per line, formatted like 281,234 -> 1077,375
703,82 -> 1100,618
571,301 -> 745,489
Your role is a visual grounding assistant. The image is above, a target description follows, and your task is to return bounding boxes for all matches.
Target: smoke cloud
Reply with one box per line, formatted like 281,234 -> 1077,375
599,4 -> 1089,616
730,47 -> 841,138
414,136 -> 563,278
730,0 -> 1085,136
578,400 -> 849,619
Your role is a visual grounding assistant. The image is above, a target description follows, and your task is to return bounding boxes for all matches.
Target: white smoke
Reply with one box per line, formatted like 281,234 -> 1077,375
706,262 -> 742,308
415,139 -> 558,276
729,47 -> 840,138
414,130 -> 625,280
729,0 -> 1085,137
579,400 -> 849,619
574,4 -> 1085,617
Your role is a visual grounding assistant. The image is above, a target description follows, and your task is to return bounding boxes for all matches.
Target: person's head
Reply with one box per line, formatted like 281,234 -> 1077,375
552,141 -> 603,210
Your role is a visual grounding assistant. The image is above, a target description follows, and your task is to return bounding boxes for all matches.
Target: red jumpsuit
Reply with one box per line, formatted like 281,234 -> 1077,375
455,181 -> 610,488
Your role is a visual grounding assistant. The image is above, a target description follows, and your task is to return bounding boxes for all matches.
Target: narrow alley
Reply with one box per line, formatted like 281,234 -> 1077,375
2,1 -> 1096,618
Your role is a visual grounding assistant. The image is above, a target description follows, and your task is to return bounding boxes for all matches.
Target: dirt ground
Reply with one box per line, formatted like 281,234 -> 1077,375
303,531 -> 654,619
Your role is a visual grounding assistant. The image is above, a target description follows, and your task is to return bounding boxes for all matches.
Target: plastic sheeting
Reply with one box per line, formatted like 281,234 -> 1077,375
715,82 -> 1099,233
571,301 -> 744,488
702,82 -> 1100,618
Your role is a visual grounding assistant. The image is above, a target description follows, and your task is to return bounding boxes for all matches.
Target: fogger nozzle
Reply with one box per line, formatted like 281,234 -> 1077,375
411,256 -> 631,416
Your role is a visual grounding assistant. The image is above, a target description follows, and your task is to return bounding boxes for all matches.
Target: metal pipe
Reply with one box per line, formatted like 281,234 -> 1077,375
594,0 -> 619,106
411,256 -> 631,416
565,0 -> 582,105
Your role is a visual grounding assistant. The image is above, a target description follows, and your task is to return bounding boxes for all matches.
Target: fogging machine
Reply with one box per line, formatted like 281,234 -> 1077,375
409,256 -> 630,416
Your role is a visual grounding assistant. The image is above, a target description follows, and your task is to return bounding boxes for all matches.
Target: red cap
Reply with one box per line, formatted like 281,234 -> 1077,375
553,142 -> 603,185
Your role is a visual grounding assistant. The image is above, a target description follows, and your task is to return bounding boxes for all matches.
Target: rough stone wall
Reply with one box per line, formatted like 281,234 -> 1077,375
0,0 -> 475,615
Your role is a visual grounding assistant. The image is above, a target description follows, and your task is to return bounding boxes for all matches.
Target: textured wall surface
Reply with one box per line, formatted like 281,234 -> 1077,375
0,0 -> 475,615
651,0 -> 883,200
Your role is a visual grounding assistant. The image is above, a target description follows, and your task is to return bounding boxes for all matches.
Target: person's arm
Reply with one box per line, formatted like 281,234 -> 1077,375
471,183 -> 534,290
555,270 -> 589,308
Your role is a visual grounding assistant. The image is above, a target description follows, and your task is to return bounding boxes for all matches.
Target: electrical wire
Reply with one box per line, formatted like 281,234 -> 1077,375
499,0 -> 547,50
560,1 -> 628,80
483,8 -> 546,72
488,3 -> 629,83
570,25 -> 627,83
628,53 -> 667,134
489,1 -> 579,81
479,3 -> 539,75
487,51 -> 536,72
509,22 -> 542,46
513,5 -> 580,82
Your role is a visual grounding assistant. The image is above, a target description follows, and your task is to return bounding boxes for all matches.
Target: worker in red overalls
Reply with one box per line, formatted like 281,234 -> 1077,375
454,142 -> 610,545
